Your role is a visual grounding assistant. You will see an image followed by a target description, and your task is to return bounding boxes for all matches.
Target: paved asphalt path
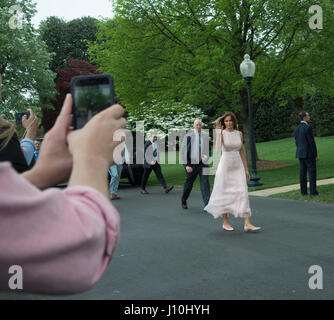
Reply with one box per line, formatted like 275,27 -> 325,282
1,184 -> 333,300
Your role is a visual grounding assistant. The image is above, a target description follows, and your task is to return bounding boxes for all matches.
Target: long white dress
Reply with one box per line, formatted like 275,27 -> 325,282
204,130 -> 251,218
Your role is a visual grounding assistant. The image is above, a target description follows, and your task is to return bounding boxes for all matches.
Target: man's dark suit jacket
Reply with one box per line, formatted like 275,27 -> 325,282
182,131 -> 210,168
143,140 -> 159,169
294,122 -> 318,159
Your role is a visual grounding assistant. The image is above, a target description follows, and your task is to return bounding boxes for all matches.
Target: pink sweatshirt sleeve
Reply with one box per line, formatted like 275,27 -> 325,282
0,162 -> 120,294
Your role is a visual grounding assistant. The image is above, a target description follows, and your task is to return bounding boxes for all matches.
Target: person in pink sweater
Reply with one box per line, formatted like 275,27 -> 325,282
0,94 -> 126,294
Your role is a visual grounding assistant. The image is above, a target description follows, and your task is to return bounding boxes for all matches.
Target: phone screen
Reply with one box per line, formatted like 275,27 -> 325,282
15,112 -> 30,125
72,75 -> 114,129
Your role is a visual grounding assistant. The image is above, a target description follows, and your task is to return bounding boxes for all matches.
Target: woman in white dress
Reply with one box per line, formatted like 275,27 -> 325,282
204,112 -> 261,233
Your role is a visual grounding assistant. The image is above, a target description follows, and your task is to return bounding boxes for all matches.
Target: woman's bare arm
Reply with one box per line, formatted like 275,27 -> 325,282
214,121 -> 224,153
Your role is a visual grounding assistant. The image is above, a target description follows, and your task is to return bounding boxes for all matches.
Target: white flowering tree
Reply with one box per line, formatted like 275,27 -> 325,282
127,101 -> 209,157
127,100 -> 208,136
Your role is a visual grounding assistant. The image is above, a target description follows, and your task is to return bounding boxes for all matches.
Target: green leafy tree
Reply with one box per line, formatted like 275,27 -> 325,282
39,16 -> 99,71
90,0 -> 334,162
253,97 -> 295,142
0,0 -> 56,119
304,90 -> 334,137
41,58 -> 101,132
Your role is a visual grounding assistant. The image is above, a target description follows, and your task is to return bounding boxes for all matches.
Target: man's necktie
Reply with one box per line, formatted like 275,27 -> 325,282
198,133 -> 202,163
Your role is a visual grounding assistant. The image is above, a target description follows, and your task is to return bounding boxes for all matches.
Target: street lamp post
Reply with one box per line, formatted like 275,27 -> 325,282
240,54 -> 262,187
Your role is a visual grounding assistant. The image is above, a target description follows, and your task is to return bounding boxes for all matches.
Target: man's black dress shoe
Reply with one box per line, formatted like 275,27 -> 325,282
181,200 -> 188,209
165,186 -> 174,193
311,191 -> 319,196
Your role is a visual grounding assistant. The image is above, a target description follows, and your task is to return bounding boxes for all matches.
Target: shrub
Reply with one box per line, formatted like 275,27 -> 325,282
303,91 -> 334,137
254,98 -> 295,142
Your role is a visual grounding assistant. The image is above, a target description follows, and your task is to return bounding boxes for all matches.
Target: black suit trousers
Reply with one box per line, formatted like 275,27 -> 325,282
299,158 -> 317,195
182,164 -> 210,206
141,163 -> 167,190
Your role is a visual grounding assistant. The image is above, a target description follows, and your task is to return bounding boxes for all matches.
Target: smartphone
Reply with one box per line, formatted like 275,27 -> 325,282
71,74 -> 115,129
15,112 -> 30,125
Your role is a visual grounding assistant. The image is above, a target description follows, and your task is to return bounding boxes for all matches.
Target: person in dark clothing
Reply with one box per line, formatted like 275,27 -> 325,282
0,77 -> 37,172
0,127 -> 30,173
294,111 -> 319,196
140,133 -> 173,195
0,112 -> 38,173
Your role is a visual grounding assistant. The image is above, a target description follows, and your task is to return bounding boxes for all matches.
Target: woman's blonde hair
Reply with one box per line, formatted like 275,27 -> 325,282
0,118 -> 16,151
214,111 -> 238,130
0,74 -> 16,150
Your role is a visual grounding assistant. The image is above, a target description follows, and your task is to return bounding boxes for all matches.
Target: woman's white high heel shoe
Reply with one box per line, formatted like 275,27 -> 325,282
223,224 -> 234,232
244,226 -> 261,233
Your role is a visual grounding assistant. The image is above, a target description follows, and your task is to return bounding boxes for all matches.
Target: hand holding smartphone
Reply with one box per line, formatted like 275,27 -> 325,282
15,112 -> 30,125
70,74 -> 115,129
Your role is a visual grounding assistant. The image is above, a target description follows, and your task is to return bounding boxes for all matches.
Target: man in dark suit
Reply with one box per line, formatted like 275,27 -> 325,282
181,120 -> 211,209
140,133 -> 173,195
294,111 -> 319,196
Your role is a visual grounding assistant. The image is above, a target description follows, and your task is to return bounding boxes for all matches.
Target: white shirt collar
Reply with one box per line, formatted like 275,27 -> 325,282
194,130 -> 201,136
150,140 -> 157,150
301,121 -> 308,125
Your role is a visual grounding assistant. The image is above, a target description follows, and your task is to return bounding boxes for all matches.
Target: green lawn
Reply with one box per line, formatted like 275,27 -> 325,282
272,184 -> 334,204
144,135 -> 334,191
252,135 -> 334,190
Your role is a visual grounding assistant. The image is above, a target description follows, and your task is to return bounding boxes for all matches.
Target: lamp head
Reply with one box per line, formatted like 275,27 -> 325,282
240,54 -> 255,78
